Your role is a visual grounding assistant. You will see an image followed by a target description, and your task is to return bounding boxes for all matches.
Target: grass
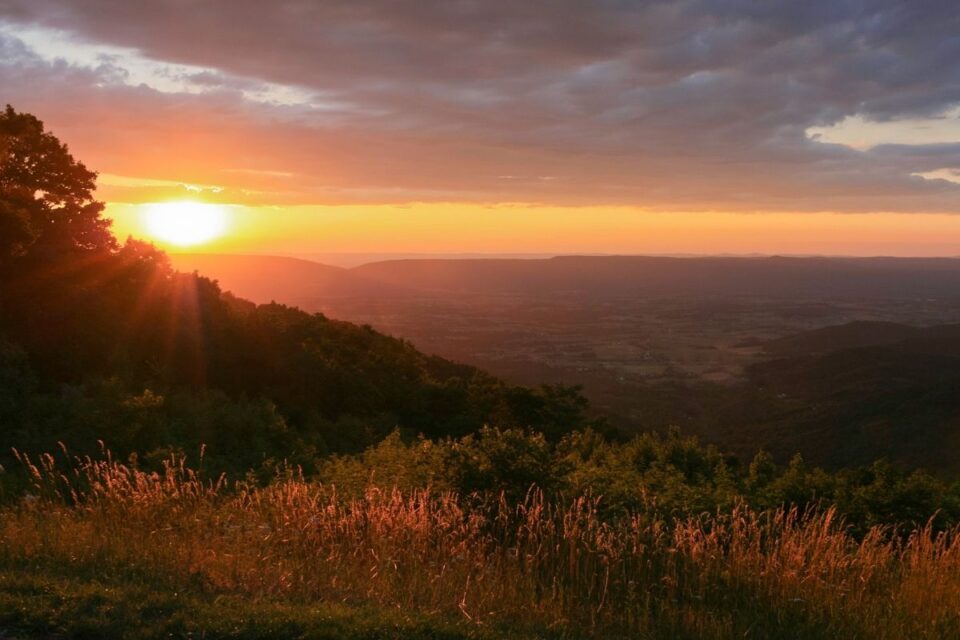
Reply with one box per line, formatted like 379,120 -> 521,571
0,564 -> 516,639
2,450 -> 960,639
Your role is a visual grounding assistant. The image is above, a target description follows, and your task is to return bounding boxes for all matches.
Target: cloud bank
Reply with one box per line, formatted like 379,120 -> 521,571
1,0 -> 959,211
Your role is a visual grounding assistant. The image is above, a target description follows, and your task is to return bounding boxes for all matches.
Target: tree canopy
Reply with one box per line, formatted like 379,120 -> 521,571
0,106 -> 114,262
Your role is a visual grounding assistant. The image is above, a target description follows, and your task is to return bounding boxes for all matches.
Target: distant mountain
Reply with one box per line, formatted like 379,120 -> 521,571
169,254 -> 401,305
354,255 -> 960,299
177,254 -> 960,303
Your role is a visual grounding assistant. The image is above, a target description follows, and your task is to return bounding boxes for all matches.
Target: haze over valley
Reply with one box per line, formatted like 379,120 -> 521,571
170,253 -> 960,471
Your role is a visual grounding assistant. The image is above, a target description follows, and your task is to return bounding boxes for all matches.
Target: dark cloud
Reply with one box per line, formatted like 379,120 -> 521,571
1,0 -> 959,210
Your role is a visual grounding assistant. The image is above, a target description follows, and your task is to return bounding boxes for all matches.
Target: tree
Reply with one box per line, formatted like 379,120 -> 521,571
0,105 -> 115,262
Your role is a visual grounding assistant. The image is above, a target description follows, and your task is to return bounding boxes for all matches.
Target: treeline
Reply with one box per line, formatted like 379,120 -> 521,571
319,426 -> 960,534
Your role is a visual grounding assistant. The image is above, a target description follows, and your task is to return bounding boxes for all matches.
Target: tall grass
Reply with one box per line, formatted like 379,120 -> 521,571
3,449 -> 959,639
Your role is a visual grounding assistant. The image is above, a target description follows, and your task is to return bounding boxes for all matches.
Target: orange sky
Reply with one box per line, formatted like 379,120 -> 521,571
5,3 -> 960,258
106,201 -> 960,258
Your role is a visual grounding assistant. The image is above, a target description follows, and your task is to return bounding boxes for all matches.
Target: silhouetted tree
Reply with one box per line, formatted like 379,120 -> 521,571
0,105 -> 114,262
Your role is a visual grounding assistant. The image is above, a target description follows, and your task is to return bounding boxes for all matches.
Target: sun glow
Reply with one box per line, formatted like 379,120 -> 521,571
141,201 -> 230,247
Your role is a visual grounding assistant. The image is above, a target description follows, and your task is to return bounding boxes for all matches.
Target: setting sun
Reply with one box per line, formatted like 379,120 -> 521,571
141,201 -> 230,247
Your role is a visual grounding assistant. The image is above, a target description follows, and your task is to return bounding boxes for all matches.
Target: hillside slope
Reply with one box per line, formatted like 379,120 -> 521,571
735,324 -> 960,471
763,321 -> 924,357
169,254 -> 400,304
2,247 -> 594,474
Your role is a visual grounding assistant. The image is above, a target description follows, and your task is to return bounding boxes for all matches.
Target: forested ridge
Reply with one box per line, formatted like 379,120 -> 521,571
0,106 -> 594,477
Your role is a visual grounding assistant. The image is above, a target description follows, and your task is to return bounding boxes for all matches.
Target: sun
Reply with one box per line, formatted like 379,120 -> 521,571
141,201 -> 230,247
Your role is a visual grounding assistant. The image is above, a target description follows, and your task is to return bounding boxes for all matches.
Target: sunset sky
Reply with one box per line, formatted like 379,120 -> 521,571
2,1 -> 959,257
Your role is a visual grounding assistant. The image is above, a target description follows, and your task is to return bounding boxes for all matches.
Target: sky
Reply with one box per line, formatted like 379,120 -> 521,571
2,0 -> 959,257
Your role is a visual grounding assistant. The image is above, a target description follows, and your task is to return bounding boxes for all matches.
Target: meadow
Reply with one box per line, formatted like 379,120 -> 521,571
2,448 -> 959,639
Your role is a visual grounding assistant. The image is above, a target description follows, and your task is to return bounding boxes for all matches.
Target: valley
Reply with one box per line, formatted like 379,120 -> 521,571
171,253 -> 960,471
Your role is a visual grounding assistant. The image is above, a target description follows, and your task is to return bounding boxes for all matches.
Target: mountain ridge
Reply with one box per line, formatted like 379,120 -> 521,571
172,253 -> 960,301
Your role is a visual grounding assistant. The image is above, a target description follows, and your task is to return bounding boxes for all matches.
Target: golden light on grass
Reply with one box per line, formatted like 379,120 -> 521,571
141,201 -> 230,247
6,449 -> 960,638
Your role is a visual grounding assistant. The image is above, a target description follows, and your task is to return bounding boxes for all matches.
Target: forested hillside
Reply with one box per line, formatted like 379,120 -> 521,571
0,106 -> 594,476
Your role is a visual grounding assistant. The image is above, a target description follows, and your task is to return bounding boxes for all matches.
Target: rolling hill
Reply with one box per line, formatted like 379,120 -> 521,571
168,254 -> 402,305
731,323 -> 960,472
352,255 -> 960,299
172,254 -> 960,305
763,321 -> 925,357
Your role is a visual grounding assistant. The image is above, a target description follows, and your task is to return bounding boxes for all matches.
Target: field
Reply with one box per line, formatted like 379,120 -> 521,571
2,451 -> 959,639
313,292 -> 960,397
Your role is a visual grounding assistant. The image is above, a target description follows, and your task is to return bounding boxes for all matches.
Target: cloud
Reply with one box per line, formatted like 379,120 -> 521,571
1,0 -> 959,211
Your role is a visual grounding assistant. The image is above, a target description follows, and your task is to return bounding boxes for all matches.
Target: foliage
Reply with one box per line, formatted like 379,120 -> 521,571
320,427 -> 960,533
3,452 -> 960,639
0,104 -> 114,261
